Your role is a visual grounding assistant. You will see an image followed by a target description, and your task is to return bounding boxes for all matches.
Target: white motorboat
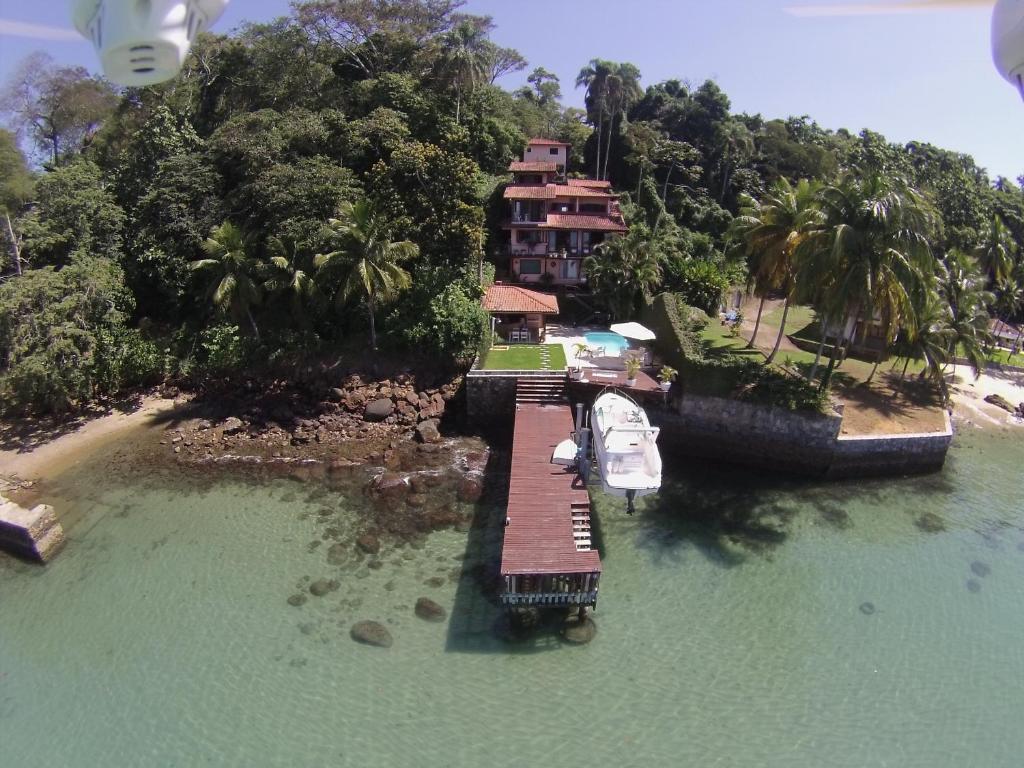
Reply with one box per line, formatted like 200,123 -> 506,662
590,391 -> 661,513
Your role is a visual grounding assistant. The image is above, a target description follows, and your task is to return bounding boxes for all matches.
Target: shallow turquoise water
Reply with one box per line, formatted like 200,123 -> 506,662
585,331 -> 629,356
2,425 -> 1024,767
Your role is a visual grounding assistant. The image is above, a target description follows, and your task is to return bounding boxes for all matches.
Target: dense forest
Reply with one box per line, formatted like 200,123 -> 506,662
0,0 -> 1021,414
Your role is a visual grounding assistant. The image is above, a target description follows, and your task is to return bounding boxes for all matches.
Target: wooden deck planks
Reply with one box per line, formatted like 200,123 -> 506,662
500,403 -> 602,576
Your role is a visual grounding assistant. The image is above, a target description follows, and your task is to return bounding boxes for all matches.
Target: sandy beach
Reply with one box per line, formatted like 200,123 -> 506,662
949,364 -> 1024,427
0,393 -> 186,487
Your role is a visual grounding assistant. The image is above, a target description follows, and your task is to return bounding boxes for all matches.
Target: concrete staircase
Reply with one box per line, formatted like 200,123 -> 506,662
515,375 -> 568,405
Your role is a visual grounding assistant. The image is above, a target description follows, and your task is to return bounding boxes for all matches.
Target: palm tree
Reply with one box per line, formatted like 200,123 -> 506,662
584,225 -> 661,321
191,221 -> 264,340
315,199 -> 418,351
263,235 -> 325,326
941,250 -> 993,380
601,62 -> 642,181
576,59 -> 612,179
438,20 -> 490,124
809,172 -> 936,391
891,287 -> 954,396
731,178 -> 822,361
973,214 -> 1017,286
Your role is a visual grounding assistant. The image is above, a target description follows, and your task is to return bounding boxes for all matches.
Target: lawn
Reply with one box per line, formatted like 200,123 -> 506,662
985,347 -> 1024,369
479,344 -> 567,371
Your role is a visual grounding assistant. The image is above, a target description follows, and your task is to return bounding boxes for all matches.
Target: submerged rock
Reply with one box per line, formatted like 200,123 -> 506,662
356,534 -> 381,555
970,561 -> 991,578
287,593 -> 308,607
967,579 -> 982,593
414,597 -> 447,622
350,620 -> 393,648
915,513 -> 946,533
309,578 -> 339,597
859,602 -> 876,616
562,616 -> 597,644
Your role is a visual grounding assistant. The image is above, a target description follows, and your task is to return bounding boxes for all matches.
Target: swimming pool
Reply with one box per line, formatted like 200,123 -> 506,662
585,331 -> 629,356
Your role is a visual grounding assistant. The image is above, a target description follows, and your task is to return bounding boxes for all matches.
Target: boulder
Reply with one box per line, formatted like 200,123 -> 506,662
350,620 -> 393,648
562,616 -> 597,645
220,416 -> 244,434
984,393 -> 1016,413
370,473 -> 409,500
287,593 -> 308,607
309,578 -> 339,597
364,398 -> 395,422
414,597 -> 447,622
457,477 -> 483,503
415,419 -> 442,444
356,534 -> 381,555
329,387 -> 345,401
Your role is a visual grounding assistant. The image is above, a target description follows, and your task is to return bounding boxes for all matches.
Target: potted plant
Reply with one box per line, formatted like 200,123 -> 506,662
570,342 -> 588,380
624,356 -> 642,387
657,365 -> 677,392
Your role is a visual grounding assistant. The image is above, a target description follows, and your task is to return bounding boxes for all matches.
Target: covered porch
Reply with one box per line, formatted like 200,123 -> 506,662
482,284 -> 560,344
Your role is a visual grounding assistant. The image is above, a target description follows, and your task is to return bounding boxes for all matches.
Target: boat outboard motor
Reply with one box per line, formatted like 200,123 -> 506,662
71,0 -> 230,87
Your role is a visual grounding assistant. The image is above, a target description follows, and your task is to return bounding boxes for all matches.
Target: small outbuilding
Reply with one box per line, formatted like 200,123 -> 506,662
482,284 -> 559,343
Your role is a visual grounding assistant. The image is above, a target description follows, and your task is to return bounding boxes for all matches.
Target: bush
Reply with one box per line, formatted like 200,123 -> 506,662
642,292 -> 708,370
194,324 -> 253,376
665,259 -> 730,315
0,257 -> 143,414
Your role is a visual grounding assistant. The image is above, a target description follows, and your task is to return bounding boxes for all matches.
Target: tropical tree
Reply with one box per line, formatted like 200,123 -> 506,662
731,178 -> 822,362
601,62 -> 642,181
0,129 -> 32,275
191,222 -> 264,341
263,235 -> 325,326
891,287 -> 953,391
808,172 -> 937,390
437,20 -> 491,124
315,199 -> 418,351
941,250 -> 993,379
584,224 -> 662,320
575,59 -> 614,179
973,214 -> 1017,286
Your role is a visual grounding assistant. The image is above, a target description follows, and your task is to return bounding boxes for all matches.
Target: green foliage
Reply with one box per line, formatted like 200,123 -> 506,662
19,159 -> 125,268
0,258 -> 140,414
666,259 -> 730,315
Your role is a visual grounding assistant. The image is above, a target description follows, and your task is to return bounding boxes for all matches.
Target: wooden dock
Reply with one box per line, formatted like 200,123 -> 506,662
500,378 -> 602,609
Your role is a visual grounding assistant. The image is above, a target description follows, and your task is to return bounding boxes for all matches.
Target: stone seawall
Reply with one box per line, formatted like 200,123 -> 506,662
465,375 -> 955,478
649,395 -> 843,475
827,410 -> 953,478
649,393 -> 952,477
0,496 -> 65,562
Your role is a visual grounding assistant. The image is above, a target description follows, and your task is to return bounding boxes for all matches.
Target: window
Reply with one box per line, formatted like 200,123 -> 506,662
518,259 -> 542,275
549,147 -> 559,155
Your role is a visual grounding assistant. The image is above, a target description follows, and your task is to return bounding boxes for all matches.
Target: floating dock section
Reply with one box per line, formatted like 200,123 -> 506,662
500,377 -> 601,609
0,496 -> 65,563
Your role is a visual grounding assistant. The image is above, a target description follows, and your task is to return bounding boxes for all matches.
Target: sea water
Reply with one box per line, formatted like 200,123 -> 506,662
2,425 -> 1023,767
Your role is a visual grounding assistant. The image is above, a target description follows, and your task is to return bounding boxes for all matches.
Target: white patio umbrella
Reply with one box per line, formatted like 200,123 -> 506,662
610,322 -> 656,341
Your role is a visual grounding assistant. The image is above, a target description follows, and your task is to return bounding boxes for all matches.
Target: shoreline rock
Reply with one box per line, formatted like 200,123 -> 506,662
350,620 -> 393,648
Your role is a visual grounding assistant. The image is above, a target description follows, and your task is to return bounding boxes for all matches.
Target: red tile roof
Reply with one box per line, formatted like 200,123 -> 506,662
504,185 -> 557,200
501,403 -> 602,576
510,161 -> 558,173
552,185 -> 612,198
545,213 -> 627,232
527,138 -> 571,146
482,285 -> 560,314
567,178 -> 612,189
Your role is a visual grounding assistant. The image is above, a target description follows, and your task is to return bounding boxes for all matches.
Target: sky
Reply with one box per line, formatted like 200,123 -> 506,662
0,0 -> 1021,179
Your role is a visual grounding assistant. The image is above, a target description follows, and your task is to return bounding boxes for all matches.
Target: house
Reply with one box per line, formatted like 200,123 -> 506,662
481,283 -> 560,343
499,138 -> 627,288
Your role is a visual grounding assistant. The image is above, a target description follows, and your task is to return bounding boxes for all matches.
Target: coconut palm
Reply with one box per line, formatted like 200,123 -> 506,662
191,221 -> 263,340
941,250 -> 993,380
263,235 -> 325,326
315,199 -> 418,351
973,214 -> 1017,286
891,287 -> 954,396
731,178 -> 822,362
808,172 -> 936,391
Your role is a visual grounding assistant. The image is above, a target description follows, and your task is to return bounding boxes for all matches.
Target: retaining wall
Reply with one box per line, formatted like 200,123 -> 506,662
465,369 -> 563,426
